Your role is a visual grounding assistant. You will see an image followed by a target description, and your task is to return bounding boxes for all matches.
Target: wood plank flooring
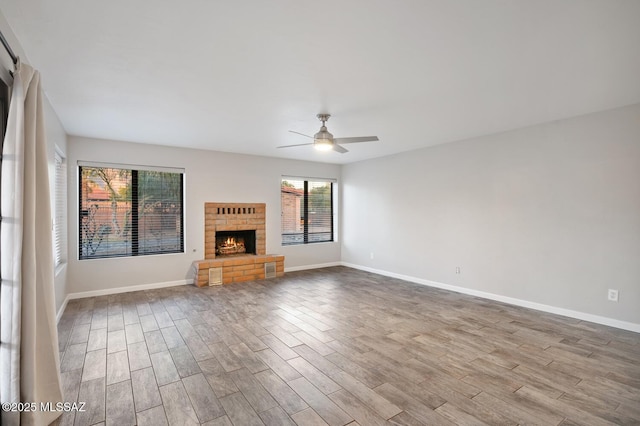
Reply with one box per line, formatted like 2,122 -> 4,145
53,266 -> 640,425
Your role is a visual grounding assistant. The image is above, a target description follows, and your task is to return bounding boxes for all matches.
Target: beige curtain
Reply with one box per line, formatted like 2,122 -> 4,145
0,60 -> 63,425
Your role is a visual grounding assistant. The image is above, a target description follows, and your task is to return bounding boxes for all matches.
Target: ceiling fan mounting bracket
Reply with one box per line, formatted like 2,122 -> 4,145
316,113 -> 331,123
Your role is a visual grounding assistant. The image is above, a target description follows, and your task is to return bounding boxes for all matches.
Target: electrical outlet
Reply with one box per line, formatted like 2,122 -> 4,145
607,289 -> 619,302
455,267 -> 461,274
370,252 -> 374,260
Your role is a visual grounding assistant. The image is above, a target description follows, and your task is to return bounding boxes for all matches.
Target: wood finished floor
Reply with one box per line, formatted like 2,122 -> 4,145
53,266 -> 640,426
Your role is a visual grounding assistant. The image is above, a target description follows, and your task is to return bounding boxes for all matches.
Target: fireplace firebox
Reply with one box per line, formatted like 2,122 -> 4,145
215,230 -> 256,257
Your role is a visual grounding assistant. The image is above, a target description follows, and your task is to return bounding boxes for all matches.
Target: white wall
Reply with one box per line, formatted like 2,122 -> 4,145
66,137 -> 341,294
342,104 -> 640,327
0,11 -> 69,313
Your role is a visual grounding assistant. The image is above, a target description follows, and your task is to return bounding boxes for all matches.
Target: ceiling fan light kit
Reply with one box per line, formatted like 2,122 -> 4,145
279,113 -> 379,154
314,140 -> 333,151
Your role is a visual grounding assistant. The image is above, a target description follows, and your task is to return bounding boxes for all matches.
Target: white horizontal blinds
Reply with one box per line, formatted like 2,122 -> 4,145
281,177 -> 334,245
307,180 -> 333,243
136,170 -> 183,255
54,152 -> 66,266
281,179 -> 305,245
79,166 -> 132,258
77,161 -> 184,174
79,165 -> 184,259
282,175 -> 337,184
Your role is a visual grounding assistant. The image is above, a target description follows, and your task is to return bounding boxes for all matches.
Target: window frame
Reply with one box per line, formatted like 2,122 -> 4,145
281,176 -> 336,246
78,162 -> 185,260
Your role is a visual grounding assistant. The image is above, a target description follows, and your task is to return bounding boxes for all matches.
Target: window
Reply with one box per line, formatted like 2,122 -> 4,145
54,151 -> 66,267
281,177 -> 334,245
79,163 -> 184,259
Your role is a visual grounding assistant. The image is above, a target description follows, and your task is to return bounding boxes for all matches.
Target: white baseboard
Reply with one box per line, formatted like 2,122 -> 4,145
56,279 -> 193,323
285,261 -> 342,272
342,262 -> 640,333
56,296 -> 71,324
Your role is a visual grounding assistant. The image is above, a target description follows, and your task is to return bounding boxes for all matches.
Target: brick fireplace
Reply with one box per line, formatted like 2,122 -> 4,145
192,202 -> 284,286
204,203 -> 266,258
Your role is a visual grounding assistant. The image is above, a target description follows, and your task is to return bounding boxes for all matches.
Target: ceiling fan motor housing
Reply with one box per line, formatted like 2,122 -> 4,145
314,113 -> 333,142
314,126 -> 333,141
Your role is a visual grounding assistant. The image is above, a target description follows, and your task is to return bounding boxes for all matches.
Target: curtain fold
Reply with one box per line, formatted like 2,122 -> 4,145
0,60 -> 63,425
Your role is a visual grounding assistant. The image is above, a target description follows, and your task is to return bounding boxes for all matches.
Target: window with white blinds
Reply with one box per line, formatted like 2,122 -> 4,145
78,163 -> 184,259
281,177 -> 334,245
54,151 -> 66,267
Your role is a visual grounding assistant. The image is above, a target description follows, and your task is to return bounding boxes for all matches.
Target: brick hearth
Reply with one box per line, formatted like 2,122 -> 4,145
193,202 -> 284,287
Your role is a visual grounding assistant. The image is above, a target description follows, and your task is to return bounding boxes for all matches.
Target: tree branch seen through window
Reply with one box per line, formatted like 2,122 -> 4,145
79,165 -> 184,259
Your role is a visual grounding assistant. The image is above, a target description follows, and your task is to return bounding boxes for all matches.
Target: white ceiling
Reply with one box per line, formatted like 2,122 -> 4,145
1,0 -> 639,164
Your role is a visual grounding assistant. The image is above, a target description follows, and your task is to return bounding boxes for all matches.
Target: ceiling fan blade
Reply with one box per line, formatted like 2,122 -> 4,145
288,130 -> 313,138
277,143 -> 315,149
333,144 -> 348,153
333,136 -> 379,144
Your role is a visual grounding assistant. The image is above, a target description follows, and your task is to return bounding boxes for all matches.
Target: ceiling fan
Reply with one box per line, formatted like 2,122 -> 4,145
278,114 -> 379,153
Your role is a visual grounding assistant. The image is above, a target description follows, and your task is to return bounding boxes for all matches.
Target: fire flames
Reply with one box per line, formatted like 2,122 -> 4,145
216,236 -> 246,255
